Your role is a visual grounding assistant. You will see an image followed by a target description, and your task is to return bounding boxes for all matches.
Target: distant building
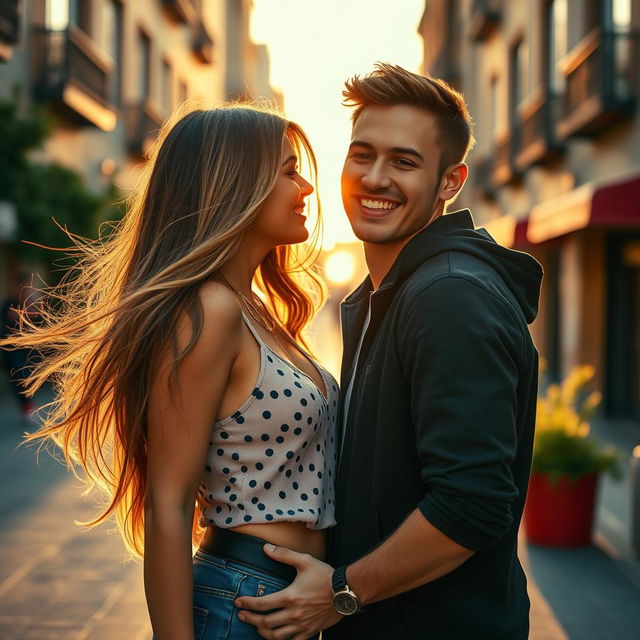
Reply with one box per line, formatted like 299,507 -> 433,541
0,0 -> 20,62
419,0 -> 640,419
0,0 -> 280,293
223,0 -> 283,108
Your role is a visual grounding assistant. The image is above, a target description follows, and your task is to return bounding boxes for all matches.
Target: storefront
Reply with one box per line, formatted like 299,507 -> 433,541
483,173 -> 640,418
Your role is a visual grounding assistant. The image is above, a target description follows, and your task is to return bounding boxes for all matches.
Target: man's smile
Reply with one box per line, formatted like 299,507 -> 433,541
354,195 -> 403,216
360,197 -> 400,210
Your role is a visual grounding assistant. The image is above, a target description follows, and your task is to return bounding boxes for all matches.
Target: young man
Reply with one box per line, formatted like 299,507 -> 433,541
236,64 -> 543,639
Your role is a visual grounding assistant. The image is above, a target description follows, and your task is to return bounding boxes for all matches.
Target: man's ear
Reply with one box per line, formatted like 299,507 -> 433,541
438,163 -> 468,202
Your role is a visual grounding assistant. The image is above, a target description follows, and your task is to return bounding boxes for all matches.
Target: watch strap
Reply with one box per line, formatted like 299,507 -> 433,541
332,565 -> 348,593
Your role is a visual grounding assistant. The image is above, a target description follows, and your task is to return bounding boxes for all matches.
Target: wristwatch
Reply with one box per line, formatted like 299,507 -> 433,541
331,566 -> 361,616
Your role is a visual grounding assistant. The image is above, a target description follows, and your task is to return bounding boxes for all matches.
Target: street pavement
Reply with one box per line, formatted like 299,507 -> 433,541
0,383 -> 639,639
0,385 -> 150,640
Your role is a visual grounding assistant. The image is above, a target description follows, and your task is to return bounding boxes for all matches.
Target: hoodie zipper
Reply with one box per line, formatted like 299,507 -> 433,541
337,288 -> 377,475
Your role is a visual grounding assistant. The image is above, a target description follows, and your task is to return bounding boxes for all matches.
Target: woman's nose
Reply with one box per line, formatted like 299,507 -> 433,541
299,176 -> 314,196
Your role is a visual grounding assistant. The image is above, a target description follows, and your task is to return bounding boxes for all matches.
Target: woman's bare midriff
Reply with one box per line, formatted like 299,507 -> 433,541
202,521 -> 327,561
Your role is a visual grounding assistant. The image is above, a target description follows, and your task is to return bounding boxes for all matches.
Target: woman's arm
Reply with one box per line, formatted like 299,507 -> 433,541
144,282 -> 242,640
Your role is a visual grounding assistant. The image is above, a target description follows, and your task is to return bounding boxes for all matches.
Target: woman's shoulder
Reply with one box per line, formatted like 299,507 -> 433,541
197,280 -> 243,326
174,280 -> 243,356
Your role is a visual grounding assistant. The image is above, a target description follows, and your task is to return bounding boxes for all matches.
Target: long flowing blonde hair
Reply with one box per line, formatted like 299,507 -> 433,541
1,103 -> 325,558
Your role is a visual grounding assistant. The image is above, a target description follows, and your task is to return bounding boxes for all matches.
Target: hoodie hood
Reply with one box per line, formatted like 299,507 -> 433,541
345,209 -> 543,324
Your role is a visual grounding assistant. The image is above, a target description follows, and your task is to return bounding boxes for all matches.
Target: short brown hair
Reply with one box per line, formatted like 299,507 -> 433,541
343,63 -> 475,173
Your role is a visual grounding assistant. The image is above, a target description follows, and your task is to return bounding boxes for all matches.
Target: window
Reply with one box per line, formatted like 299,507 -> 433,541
610,0 -> 632,97
46,0 -> 69,30
139,29 -> 151,101
105,1 -> 123,106
612,0 -> 631,28
509,39 -> 527,125
548,0 -> 567,92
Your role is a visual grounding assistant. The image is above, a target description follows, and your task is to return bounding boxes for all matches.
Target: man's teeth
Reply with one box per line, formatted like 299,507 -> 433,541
360,198 -> 399,210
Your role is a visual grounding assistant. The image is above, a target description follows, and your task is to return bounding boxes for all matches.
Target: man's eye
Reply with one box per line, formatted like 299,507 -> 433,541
350,152 -> 370,160
394,158 -> 416,167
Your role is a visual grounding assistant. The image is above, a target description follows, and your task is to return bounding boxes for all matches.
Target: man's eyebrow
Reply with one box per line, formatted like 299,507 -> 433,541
281,154 -> 298,166
349,141 -> 424,161
389,146 -> 424,161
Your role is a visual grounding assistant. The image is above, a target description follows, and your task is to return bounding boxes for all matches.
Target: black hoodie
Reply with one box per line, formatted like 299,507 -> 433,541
325,209 -> 543,640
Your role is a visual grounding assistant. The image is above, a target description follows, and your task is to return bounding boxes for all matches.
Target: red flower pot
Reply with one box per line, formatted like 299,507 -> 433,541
523,472 -> 599,547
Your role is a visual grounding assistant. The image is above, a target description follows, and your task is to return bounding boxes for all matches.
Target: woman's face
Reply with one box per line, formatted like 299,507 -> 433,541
251,136 -> 314,247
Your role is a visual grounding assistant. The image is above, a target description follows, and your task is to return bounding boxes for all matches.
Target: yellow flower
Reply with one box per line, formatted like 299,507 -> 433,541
583,391 -> 602,412
577,422 -> 590,438
535,364 -> 599,440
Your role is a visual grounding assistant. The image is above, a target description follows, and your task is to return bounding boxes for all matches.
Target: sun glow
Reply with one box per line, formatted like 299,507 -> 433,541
325,250 -> 357,286
251,0 -> 424,249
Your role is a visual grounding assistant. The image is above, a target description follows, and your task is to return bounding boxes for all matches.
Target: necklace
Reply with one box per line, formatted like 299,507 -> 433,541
218,274 -> 276,333
217,274 -> 314,385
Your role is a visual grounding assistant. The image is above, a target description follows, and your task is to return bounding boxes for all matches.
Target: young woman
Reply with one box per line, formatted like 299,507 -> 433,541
1,105 -> 338,639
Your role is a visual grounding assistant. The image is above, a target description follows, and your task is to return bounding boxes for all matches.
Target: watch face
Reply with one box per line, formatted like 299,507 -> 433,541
333,592 -> 359,615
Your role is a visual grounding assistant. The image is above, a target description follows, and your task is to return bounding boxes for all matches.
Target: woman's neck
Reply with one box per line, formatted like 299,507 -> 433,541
217,234 -> 271,297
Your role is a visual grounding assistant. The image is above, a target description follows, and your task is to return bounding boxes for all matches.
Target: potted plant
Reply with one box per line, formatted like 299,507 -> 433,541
523,365 -> 621,547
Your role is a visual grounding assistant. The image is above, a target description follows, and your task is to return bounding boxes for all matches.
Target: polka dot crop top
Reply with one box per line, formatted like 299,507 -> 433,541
197,313 -> 339,530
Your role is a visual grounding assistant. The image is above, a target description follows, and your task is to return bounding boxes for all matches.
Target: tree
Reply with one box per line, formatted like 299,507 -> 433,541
0,97 -> 120,278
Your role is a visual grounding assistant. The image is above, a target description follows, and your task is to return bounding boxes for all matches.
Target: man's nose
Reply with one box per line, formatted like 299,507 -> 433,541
361,161 -> 391,191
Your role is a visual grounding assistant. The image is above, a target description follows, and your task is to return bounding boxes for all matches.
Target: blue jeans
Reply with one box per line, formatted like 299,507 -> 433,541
192,548 -> 293,640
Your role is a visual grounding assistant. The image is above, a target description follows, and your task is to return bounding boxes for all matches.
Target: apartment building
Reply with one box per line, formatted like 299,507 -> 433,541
0,0 -> 279,293
419,0 -> 640,418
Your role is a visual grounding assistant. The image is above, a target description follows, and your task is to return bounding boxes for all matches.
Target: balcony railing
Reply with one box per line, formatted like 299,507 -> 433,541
31,26 -> 116,131
516,88 -> 564,170
126,100 -> 164,157
557,28 -> 637,138
192,22 -> 214,64
162,0 -> 196,24
0,0 -> 19,45
469,0 -> 501,42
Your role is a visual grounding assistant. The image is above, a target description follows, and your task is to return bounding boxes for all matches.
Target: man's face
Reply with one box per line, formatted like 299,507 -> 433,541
341,104 -> 444,246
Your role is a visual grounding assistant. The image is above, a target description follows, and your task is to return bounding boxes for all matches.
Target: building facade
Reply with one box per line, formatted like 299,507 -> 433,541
0,0 -> 279,293
419,0 -> 640,419
0,0 -> 20,62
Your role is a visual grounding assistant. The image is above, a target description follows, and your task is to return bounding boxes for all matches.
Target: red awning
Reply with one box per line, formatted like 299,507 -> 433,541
513,219 -> 529,248
480,172 -> 640,248
590,173 -> 640,226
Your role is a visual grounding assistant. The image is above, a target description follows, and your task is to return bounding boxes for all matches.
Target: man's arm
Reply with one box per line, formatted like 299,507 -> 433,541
345,508 -> 473,606
233,510 -> 473,640
399,277 -> 523,551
